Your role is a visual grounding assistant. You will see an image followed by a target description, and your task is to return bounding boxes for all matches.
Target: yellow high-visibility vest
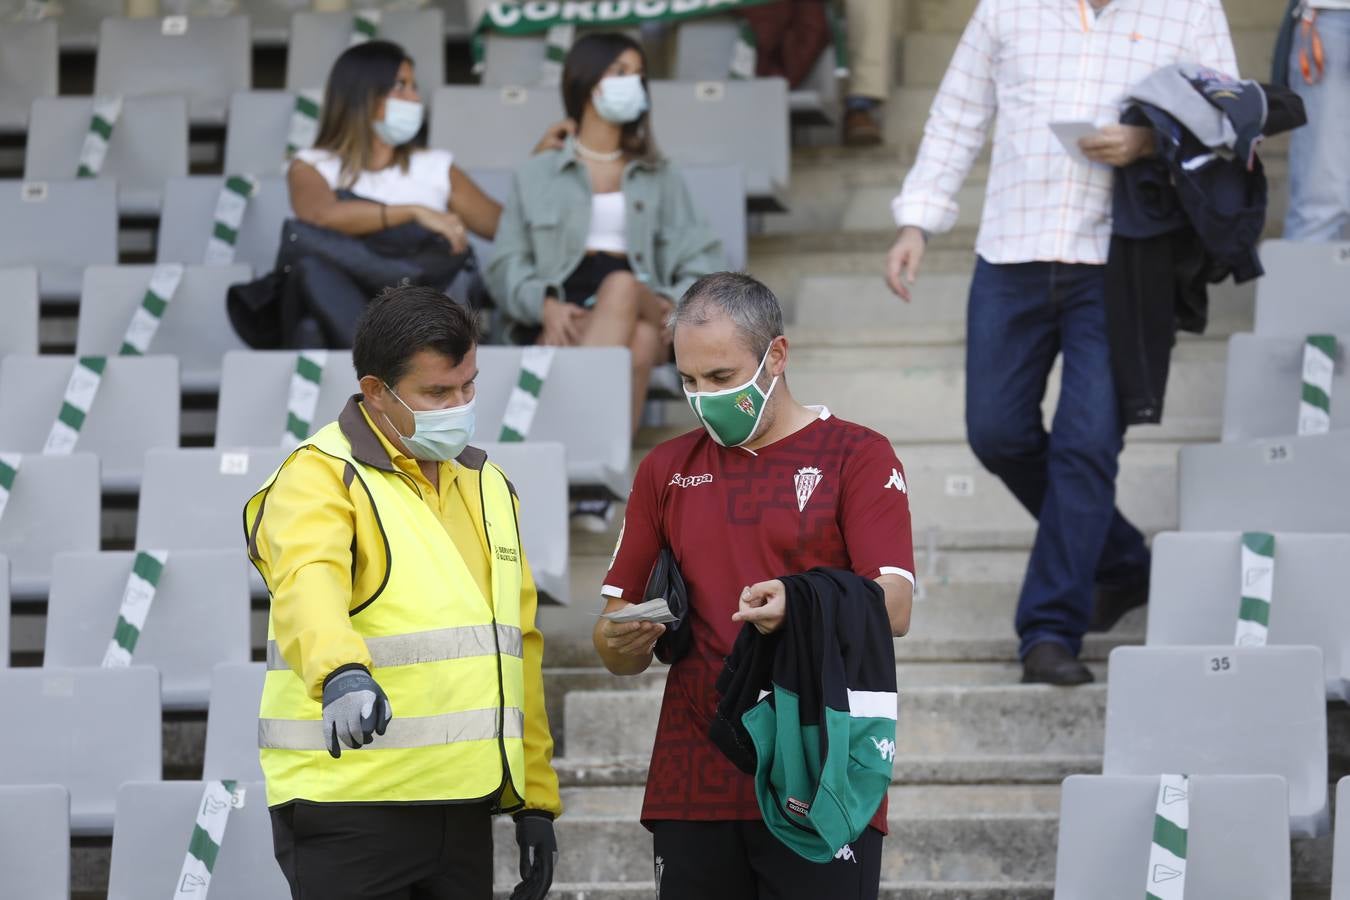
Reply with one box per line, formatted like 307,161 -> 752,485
245,421 -> 527,809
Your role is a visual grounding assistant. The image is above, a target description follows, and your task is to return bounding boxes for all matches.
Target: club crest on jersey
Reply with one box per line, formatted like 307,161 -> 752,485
794,467 -> 823,512
734,391 -> 756,417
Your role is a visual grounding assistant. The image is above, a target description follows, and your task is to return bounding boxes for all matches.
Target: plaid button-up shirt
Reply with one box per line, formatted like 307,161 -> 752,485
892,0 -> 1238,264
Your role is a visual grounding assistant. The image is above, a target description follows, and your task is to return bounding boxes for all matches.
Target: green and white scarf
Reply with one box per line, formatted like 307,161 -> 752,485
0,453 -> 20,524
499,346 -> 555,442
43,356 -> 108,457
284,90 -> 323,165
283,350 -> 328,447
76,96 -> 123,178
102,550 -> 170,667
1146,773 -> 1189,900
203,175 -> 259,266
350,7 -> 379,43
175,780 -> 243,896
1299,334 -> 1337,436
1236,532 -> 1275,647
119,264 -> 185,356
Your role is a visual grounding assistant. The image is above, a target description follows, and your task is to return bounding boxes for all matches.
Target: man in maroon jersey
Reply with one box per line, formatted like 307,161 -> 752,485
593,272 -> 914,899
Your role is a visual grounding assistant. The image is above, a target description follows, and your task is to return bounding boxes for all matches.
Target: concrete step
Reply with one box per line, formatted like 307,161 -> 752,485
904,0 -> 1287,33
901,28 -> 1279,86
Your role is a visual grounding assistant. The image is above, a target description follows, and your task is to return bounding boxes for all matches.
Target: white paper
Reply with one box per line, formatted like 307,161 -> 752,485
1049,121 -> 1099,164
600,598 -> 679,625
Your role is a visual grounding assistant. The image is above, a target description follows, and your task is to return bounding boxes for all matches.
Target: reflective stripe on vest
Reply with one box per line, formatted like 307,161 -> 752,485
246,420 -> 527,809
264,624 -> 524,670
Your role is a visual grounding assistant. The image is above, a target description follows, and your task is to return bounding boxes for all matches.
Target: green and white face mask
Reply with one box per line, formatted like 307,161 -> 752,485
685,345 -> 779,448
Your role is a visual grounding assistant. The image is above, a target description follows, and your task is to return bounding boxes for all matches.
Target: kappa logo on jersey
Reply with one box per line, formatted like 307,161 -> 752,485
871,736 -> 897,762
734,391 -> 756,417
669,472 -> 713,489
794,466 -> 823,512
884,468 -> 907,494
834,844 -> 857,864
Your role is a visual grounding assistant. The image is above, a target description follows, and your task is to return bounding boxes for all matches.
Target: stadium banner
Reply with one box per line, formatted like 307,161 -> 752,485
1146,773 -> 1189,900
0,453 -> 20,524
102,550 -> 170,667
76,95 -> 123,178
500,345 -> 555,441
43,355 -> 108,456
470,0 -> 778,72
176,780 -> 243,896
283,350 -> 328,447
203,174 -> 259,266
1298,334 -> 1336,436
119,263 -> 185,356
1236,531 -> 1275,647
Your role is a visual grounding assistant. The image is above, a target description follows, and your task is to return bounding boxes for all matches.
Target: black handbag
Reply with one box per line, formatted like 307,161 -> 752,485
648,548 -> 693,665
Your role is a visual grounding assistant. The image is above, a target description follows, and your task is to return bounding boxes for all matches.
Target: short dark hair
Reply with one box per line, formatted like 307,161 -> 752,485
353,285 -> 478,385
561,32 -> 657,161
670,272 -> 784,359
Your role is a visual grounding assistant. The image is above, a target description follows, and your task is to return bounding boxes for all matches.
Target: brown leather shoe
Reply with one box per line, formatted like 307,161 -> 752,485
1021,642 -> 1095,686
843,108 -> 883,146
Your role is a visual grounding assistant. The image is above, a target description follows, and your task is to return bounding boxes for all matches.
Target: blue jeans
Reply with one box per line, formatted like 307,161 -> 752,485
965,258 -> 1151,659
1286,9 -> 1350,241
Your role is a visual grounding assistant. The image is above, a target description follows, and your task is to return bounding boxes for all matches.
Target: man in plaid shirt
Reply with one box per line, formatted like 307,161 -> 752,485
886,0 -> 1237,685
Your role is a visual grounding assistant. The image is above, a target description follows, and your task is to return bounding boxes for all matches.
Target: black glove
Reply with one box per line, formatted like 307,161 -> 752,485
321,665 -> 392,759
510,811 -> 558,900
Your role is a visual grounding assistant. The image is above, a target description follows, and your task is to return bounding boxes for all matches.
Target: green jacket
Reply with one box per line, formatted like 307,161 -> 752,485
485,138 -> 727,329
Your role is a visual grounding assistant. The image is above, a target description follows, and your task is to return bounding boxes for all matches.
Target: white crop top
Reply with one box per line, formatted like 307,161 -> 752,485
294,147 -> 454,210
586,191 -> 628,254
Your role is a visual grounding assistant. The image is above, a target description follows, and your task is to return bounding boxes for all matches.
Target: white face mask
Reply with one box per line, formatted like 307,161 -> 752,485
384,386 -> 475,462
373,96 -> 424,147
592,74 -> 649,124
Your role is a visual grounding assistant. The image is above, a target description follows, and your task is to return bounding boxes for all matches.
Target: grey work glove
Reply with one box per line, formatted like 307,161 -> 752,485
321,665 -> 392,759
510,811 -> 558,900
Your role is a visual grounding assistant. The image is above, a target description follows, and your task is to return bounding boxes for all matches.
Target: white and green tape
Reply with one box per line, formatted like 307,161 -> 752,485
283,350 -> 328,447
539,23 -> 575,86
176,780 -> 242,896
1146,773 -> 1189,900
0,453 -> 20,524
43,356 -> 108,457
203,175 -> 258,266
350,8 -> 379,44
76,95 -> 122,179
284,90 -> 323,165
1299,334 -> 1336,436
729,20 -> 757,80
826,2 -> 849,78
119,263 -> 185,356
101,550 -> 169,668
499,346 -> 555,442
1236,531 -> 1275,647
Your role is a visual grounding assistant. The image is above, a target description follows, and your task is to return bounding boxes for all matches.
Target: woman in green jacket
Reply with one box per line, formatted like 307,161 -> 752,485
486,32 -> 728,449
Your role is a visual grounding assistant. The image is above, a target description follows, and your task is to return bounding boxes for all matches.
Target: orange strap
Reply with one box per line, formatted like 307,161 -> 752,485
1299,8 -> 1325,85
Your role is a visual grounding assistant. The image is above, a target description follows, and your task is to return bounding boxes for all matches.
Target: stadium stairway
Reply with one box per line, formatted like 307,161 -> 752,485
30,0 -> 1336,895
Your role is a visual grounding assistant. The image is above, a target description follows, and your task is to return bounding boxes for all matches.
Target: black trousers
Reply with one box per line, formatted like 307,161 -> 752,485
270,801 -> 494,900
650,820 -> 883,900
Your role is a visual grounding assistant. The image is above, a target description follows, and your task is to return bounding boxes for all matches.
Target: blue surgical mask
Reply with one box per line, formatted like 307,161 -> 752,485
593,74 -> 648,124
384,386 -> 475,462
373,97 -> 424,147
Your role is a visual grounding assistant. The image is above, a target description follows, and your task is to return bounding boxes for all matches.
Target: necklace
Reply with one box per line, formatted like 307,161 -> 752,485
575,141 -> 623,163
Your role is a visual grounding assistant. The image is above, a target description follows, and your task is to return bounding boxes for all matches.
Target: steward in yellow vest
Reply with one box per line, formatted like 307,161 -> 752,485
245,287 -> 561,900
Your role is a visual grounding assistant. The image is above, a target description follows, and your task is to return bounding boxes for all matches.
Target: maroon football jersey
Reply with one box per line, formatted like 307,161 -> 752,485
603,408 -> 915,829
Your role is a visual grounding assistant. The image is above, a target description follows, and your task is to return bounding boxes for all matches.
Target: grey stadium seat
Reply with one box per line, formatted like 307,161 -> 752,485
223,90 -> 301,176
1148,532 -> 1350,700
1256,240 -> 1350,336
0,666 -> 160,835
45,550 -> 251,711
1334,777 -> 1350,900
156,176 -> 291,277
215,349 -> 358,448
0,179 -> 117,302
0,355 -> 180,493
1222,333 -> 1350,441
203,662 -> 266,783
286,10 -> 446,93
1178,431 -> 1350,532
0,267 -> 40,359
475,346 -> 631,496
0,785 -> 69,900
0,453 -> 100,602
476,33 -> 548,86
476,441 -> 569,605
93,15 -> 250,126
238,0 -> 307,45
107,781 -> 290,900
24,95 -> 188,217
136,447 -> 292,553
27,0 -> 121,51
0,20 -> 58,133
75,264 -> 251,393
648,80 -> 788,209
1103,645 -> 1328,837
1054,774 -> 1290,900
430,84 -> 562,172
